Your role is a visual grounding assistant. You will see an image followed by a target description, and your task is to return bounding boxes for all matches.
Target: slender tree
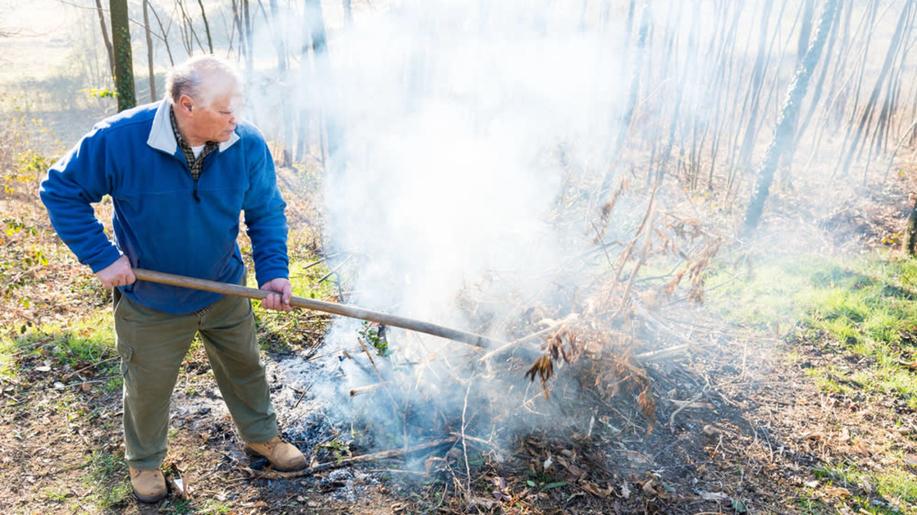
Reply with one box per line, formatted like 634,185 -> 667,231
304,0 -> 333,162
905,193 -> 917,257
269,0 -> 293,166
197,0 -> 214,53
142,0 -> 157,101
342,0 -> 352,25
838,1 -> 913,177
94,0 -> 115,79
109,0 -> 136,111
148,1 -> 174,66
743,0 -> 838,233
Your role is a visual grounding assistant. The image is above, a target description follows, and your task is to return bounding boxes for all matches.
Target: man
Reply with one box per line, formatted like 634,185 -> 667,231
40,55 -> 306,503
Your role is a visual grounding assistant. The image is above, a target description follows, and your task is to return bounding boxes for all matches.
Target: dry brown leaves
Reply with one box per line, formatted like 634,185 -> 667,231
524,316 -> 657,430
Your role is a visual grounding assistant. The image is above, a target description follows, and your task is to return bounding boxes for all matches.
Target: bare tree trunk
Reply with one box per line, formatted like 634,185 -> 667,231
94,0 -> 115,79
243,0 -> 254,76
597,0 -> 649,202
148,2 -> 174,66
735,0 -> 776,171
796,0 -> 815,65
176,0 -> 206,54
270,0 -> 292,166
305,0 -> 333,162
197,0 -> 214,53
342,0 -> 352,26
110,0 -> 136,111
838,1 -> 913,177
905,193 -> 917,257
142,0 -> 157,101
743,0 -> 838,233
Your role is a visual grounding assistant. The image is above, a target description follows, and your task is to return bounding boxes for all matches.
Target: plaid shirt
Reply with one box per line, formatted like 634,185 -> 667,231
169,106 -> 218,202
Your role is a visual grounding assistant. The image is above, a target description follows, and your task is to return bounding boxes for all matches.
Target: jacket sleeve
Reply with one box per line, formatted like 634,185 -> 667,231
39,127 -> 122,273
242,136 -> 289,287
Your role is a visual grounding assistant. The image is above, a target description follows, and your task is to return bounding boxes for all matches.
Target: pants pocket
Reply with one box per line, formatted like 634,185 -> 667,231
116,340 -> 133,377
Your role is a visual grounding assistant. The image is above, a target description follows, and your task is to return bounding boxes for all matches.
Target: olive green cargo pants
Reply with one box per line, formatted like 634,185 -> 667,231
113,289 -> 278,470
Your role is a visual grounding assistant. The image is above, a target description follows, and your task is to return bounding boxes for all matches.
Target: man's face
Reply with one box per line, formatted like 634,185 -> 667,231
180,93 -> 240,144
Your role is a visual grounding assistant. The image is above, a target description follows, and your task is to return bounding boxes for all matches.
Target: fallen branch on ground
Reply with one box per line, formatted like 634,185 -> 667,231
634,344 -> 689,362
242,437 -> 458,480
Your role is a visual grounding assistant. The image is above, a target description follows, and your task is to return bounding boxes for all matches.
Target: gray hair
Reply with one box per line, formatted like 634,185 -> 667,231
165,55 -> 242,107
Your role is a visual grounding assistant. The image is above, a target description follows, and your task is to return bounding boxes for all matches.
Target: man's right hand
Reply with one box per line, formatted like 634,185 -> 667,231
95,255 -> 136,289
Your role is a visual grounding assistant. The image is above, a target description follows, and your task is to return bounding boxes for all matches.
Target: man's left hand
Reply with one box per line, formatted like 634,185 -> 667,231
259,278 -> 293,311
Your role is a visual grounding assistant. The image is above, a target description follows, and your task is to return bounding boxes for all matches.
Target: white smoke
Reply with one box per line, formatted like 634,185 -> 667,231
276,0 -> 635,445
322,0 -> 624,325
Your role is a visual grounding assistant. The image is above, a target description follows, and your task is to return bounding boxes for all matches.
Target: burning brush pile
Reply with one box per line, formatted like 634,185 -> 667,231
257,181 -> 724,507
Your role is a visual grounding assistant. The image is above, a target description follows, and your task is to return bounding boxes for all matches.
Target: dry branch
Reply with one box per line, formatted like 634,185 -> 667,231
242,437 -> 458,480
349,382 -> 386,397
634,344 -> 690,362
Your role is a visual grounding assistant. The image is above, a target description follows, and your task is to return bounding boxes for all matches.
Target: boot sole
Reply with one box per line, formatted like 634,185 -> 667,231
244,447 -> 307,472
133,489 -> 167,504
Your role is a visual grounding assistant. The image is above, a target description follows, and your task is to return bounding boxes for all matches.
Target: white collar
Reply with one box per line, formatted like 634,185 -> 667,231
146,97 -> 240,155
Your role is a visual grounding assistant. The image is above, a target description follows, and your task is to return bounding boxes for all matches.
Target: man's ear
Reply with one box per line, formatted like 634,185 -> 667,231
178,95 -> 194,113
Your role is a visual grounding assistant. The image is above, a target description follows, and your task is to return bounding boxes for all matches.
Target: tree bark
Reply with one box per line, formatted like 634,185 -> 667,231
142,0 -> 157,101
109,0 -> 136,111
197,0 -> 214,53
905,193 -> 917,257
742,0 -> 838,233
94,0 -> 115,79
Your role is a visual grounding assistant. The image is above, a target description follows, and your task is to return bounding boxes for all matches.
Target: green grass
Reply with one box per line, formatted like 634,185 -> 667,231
0,308 -> 118,382
876,468 -> 917,505
41,487 -> 70,502
709,253 -> 917,408
199,499 -> 234,514
803,366 -> 856,395
84,450 -> 132,510
812,462 -> 916,512
250,253 -> 337,353
707,255 -> 833,328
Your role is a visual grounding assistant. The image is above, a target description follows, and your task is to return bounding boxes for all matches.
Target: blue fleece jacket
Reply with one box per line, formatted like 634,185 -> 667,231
40,100 -> 289,315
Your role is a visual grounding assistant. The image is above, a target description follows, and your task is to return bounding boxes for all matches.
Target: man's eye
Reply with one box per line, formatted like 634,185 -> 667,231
220,111 -> 232,115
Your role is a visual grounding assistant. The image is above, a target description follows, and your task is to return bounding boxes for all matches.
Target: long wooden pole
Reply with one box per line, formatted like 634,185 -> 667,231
132,269 -> 498,350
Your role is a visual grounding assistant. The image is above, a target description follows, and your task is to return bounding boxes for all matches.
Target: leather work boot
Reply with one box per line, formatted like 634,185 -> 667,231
245,436 -> 307,471
129,467 -> 167,503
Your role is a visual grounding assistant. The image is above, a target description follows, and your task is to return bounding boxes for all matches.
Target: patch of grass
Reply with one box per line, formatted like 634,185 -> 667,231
707,255 -> 836,328
6,309 -> 113,361
104,374 -> 123,393
0,308 -> 117,381
710,253 -> 917,408
875,468 -> 917,505
84,450 -> 132,510
813,463 -> 866,487
0,335 -> 15,378
167,499 -> 194,514
813,462 -> 917,513
251,254 -> 336,353
794,494 -> 831,514
804,366 -> 855,396
199,499 -> 233,514
41,487 -> 70,502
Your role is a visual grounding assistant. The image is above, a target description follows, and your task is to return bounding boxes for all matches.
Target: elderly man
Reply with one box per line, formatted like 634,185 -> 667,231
40,55 -> 306,502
